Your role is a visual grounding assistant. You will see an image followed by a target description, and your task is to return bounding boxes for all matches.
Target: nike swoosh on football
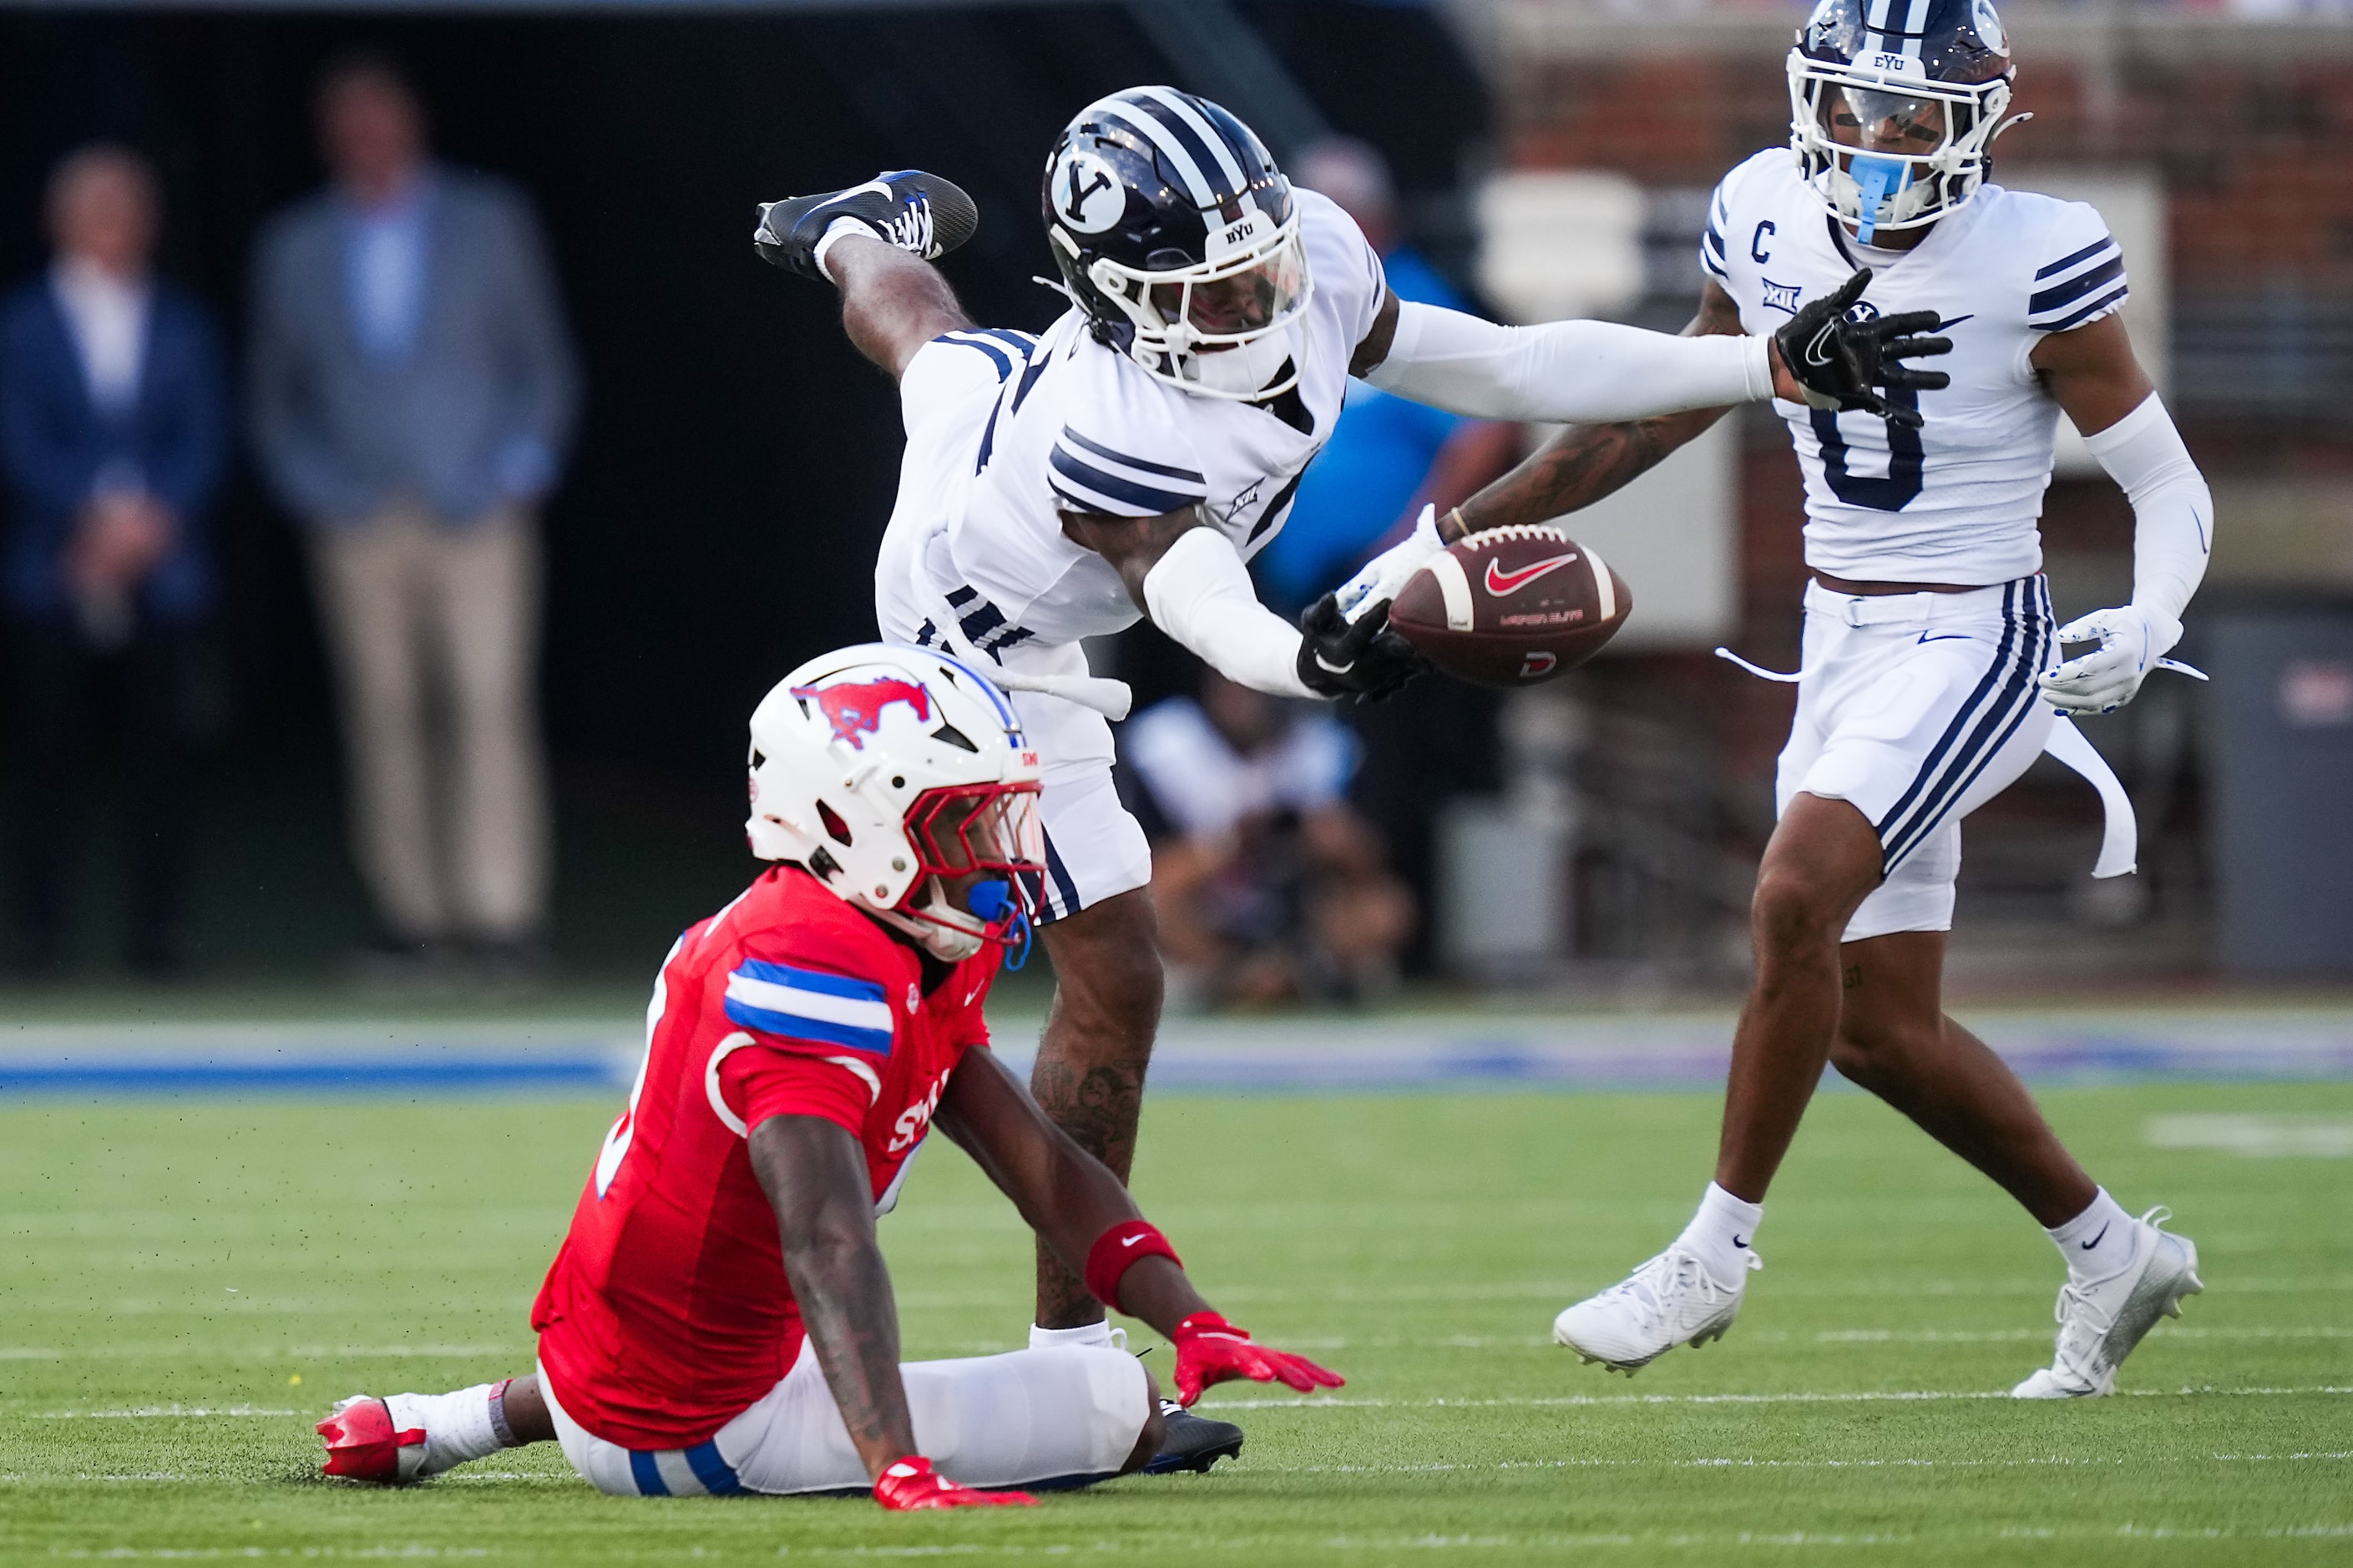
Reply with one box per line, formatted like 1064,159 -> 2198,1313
1485,554 -> 1580,596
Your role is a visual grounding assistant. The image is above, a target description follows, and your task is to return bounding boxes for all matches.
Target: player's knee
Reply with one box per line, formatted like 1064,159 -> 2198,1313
1121,1388 -> 1167,1474
1829,1013 -> 1930,1087
1827,1028 -> 1887,1086
1749,866 -> 1853,954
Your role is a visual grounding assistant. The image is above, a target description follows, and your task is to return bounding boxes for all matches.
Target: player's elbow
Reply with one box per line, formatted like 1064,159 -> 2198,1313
779,1210 -> 883,1288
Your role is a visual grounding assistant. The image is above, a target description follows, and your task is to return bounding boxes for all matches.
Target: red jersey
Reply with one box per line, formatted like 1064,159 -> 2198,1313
531,865 -> 996,1449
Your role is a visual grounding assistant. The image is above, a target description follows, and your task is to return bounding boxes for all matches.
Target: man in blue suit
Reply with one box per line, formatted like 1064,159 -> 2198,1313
0,144 -> 228,975
250,56 -> 579,978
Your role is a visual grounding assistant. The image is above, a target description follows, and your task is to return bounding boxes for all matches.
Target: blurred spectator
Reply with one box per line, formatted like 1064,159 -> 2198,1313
1261,137 -> 1514,975
1123,671 -> 1413,1009
250,54 -> 579,978
1253,136 -> 1520,616
1,144 -> 228,977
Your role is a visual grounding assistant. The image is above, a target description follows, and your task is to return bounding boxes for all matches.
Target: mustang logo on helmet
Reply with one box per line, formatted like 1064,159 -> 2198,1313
792,677 -> 932,749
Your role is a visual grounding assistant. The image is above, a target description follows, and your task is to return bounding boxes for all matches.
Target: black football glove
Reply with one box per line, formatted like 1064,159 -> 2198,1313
1772,266 -> 1951,429
1296,594 -> 1428,702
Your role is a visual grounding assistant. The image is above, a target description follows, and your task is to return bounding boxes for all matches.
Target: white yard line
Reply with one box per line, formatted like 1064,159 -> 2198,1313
0,1345 -> 515,1362
1198,1385 -> 2353,1410
1270,1452 -> 2353,1474
22,1406 -> 300,1419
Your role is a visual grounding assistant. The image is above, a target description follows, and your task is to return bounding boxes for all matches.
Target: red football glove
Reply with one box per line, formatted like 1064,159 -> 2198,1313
872,1455 -> 1037,1510
317,1397 -> 424,1482
1171,1310 -> 1345,1407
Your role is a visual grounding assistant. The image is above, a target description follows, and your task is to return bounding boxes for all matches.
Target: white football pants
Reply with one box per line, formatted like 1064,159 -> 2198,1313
540,1340 -> 1150,1497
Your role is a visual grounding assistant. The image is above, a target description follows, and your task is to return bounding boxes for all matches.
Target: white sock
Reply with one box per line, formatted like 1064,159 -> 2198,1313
1676,1182 -> 1764,1287
407,1383 -> 510,1475
1029,1321 -> 1116,1352
2047,1187 -> 2136,1280
813,216 -> 879,282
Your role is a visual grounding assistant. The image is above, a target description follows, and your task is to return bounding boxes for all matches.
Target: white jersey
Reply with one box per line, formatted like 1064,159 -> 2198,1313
883,187 -> 1388,656
1702,149 -> 2129,584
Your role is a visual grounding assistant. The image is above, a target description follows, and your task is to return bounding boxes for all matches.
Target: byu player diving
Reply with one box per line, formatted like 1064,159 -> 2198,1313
747,86 -> 1945,1362
1450,0 -> 2209,1397
316,645 -> 1339,1502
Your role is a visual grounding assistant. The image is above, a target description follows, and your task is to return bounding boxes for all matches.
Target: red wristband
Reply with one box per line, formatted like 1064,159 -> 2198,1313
1083,1220 -> 1182,1310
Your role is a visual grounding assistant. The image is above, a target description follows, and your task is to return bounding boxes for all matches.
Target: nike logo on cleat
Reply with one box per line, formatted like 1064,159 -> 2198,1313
2082,1222 -> 2110,1251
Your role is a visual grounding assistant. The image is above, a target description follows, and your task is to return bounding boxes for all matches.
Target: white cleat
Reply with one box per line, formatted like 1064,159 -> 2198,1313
2011,1206 -> 2203,1399
1552,1245 -> 1761,1374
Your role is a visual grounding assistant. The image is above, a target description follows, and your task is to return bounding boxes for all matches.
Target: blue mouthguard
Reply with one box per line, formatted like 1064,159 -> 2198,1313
1850,154 -> 1907,245
965,878 -> 1014,923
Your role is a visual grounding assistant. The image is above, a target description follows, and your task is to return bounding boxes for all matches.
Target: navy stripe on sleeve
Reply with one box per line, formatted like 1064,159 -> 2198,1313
2034,237 -> 2116,281
937,332 -> 1012,378
1059,427 -> 1205,483
1048,448 -> 1203,516
2038,284 -> 2131,336
2028,255 -> 2126,317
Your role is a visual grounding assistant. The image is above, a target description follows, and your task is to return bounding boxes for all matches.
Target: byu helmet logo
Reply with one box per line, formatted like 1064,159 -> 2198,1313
1055,150 -> 1125,234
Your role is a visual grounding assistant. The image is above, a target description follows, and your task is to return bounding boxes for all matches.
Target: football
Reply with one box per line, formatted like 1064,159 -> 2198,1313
1387,524 -> 1632,688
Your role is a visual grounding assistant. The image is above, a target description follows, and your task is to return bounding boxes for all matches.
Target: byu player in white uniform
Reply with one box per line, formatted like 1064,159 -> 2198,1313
749,87 -> 1941,1359
1453,0 -> 2210,1396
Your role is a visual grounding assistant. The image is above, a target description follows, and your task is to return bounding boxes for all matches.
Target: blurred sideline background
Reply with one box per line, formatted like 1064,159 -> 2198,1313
0,0 -> 2347,1021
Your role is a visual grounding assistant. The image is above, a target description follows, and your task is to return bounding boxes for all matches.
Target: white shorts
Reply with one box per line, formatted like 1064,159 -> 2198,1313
1778,575 -> 2057,943
539,1341 -> 1149,1498
873,335 -> 1152,925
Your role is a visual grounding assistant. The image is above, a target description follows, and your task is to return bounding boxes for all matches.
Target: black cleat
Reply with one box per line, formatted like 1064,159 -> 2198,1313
1141,1399 -> 1243,1474
753,169 -> 979,281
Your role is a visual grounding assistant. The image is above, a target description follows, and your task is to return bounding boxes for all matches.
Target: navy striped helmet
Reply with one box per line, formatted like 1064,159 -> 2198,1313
1042,86 -> 1314,401
1788,0 -> 2022,242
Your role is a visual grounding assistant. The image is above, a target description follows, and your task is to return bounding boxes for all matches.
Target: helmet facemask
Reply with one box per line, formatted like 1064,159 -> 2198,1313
1062,209 -> 1314,402
872,781 -> 1046,964
1789,53 -> 2017,241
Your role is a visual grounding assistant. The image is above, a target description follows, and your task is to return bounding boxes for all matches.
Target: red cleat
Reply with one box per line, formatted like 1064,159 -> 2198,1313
318,1395 -> 428,1482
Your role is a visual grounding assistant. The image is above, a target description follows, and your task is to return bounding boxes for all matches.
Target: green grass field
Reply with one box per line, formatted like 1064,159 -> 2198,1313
3,1081 -> 2348,1564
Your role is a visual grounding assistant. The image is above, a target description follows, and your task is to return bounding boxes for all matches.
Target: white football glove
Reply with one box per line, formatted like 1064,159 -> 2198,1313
2039,605 -> 2183,715
1333,504 -> 1446,624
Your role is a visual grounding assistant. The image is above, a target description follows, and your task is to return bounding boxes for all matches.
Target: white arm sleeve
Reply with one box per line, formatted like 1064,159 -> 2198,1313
1141,528 -> 1318,701
1362,301 -> 1775,423
2082,392 -> 2212,627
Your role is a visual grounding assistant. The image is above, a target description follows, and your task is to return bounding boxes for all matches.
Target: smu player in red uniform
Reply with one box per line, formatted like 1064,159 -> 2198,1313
316,645 -> 1338,1505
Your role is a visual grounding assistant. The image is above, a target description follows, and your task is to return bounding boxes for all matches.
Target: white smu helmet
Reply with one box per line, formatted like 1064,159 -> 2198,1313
746,644 -> 1045,962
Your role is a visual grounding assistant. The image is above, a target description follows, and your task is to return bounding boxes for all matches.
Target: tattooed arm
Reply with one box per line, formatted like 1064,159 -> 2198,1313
1449,281 -> 1749,540
748,1115 -> 914,1480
